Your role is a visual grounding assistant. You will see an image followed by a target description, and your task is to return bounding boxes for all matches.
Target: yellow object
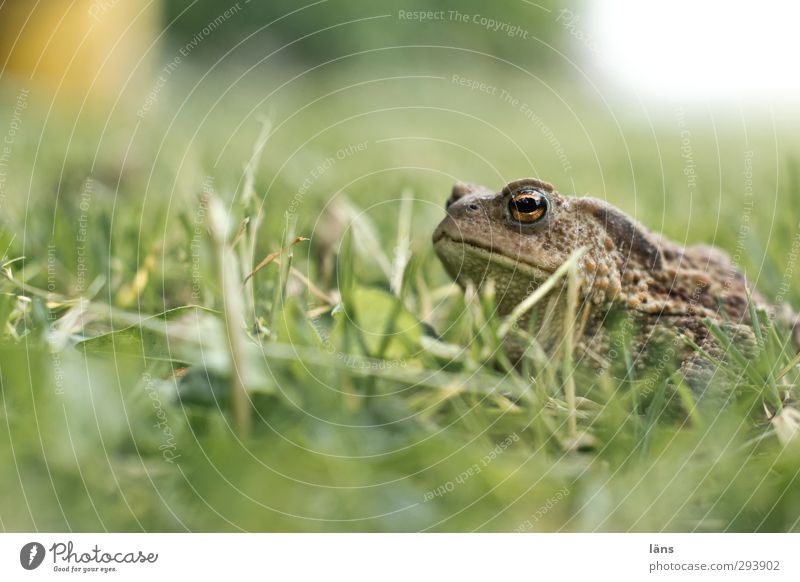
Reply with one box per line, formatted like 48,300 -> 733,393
0,0 -> 159,100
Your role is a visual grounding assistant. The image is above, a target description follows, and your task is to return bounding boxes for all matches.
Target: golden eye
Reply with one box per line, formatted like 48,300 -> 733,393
509,190 -> 548,224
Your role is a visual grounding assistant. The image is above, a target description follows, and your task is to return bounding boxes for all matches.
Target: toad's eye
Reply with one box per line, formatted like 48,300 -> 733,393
509,190 -> 548,224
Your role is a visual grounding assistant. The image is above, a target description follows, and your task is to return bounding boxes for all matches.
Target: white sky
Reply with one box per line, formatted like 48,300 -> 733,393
589,0 -> 800,102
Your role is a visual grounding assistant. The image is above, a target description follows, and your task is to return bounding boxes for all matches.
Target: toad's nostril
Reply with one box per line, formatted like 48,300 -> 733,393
467,203 -> 479,211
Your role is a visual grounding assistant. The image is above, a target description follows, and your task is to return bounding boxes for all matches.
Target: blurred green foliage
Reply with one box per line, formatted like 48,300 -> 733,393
164,0 -> 562,67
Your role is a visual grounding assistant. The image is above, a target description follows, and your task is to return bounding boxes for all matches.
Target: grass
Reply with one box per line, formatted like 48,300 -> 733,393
1,63 -> 800,532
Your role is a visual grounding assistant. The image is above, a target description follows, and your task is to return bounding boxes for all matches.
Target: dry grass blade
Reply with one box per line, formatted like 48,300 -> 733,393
563,258 -> 580,440
207,194 -> 252,438
242,236 -> 308,286
230,217 -> 250,249
286,265 -> 338,305
390,188 -> 413,296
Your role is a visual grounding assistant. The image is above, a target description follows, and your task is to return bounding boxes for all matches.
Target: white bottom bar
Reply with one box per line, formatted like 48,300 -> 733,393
1,533 -> 797,580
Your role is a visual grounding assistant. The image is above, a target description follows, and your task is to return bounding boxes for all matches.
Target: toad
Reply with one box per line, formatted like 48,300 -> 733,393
433,178 -> 799,392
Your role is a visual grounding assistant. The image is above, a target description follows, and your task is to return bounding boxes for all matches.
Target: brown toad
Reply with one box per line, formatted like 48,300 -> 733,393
433,177 -> 799,391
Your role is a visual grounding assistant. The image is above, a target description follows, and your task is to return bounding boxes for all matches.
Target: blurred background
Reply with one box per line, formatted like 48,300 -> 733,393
1,0 -> 799,532
1,0 -> 797,259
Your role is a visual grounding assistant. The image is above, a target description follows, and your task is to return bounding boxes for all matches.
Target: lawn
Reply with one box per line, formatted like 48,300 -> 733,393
1,58 -> 799,532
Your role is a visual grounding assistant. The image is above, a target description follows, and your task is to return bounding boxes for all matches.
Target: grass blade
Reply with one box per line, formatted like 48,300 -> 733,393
497,247 -> 585,339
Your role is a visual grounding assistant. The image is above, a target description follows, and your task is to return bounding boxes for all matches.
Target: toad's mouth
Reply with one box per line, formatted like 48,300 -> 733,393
433,232 -> 554,282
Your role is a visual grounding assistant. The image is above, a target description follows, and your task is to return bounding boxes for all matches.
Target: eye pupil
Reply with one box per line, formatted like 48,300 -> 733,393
509,190 -> 548,223
512,196 -> 543,213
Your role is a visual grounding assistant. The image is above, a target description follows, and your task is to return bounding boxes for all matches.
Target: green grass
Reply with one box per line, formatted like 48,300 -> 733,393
1,64 -> 800,532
